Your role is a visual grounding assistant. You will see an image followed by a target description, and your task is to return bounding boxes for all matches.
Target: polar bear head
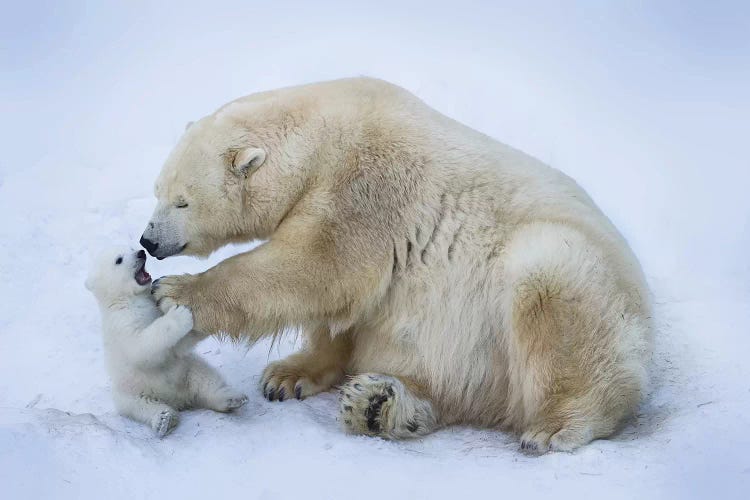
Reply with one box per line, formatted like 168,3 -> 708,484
86,246 -> 153,302
140,97 -> 316,260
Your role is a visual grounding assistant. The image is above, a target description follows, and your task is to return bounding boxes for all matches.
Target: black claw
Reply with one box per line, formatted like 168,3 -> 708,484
262,382 -> 268,397
267,388 -> 276,401
365,393 -> 389,433
343,405 -> 353,412
406,420 -> 419,433
278,388 -> 286,402
294,386 -> 302,400
353,383 -> 362,390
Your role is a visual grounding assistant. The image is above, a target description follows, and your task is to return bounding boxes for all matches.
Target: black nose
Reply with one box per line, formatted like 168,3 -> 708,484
140,236 -> 159,256
137,250 -> 146,259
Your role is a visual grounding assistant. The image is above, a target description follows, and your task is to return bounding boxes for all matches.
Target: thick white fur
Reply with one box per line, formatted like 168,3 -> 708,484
86,247 -> 247,437
143,78 -> 653,452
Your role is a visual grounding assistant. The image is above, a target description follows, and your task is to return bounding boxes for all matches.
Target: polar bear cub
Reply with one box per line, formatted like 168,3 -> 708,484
86,246 -> 248,437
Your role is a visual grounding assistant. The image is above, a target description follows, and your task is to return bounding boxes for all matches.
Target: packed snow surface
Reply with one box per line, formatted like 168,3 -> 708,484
2,2 -> 748,499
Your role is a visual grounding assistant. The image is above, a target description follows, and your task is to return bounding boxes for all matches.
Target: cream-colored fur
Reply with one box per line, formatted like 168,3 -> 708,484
144,77 -> 653,452
87,247 -> 248,437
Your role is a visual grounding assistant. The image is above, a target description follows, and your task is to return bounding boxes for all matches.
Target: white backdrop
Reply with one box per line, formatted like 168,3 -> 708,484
1,2 -> 748,499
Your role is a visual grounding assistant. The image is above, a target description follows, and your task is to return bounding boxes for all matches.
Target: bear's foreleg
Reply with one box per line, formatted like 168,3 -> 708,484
152,235 -> 387,341
261,324 -> 352,401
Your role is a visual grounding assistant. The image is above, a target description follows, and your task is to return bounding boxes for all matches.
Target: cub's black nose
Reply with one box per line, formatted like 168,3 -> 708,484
140,236 -> 159,256
137,250 -> 146,259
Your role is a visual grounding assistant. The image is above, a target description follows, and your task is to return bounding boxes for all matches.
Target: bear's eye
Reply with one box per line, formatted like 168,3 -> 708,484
175,202 -> 188,209
115,257 -> 123,265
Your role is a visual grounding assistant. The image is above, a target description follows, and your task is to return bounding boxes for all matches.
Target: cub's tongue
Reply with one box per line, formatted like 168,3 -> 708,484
135,267 -> 152,286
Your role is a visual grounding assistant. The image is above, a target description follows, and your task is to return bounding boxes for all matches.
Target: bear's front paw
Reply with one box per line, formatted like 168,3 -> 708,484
152,275 -> 192,314
167,305 -> 194,333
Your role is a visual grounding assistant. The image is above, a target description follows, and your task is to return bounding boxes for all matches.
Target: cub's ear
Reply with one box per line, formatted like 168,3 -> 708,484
185,121 -> 194,131
232,147 -> 266,178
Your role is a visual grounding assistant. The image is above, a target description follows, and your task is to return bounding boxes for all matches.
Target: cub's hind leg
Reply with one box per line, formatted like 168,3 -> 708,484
501,223 -> 650,453
187,357 -> 248,412
114,393 -> 180,437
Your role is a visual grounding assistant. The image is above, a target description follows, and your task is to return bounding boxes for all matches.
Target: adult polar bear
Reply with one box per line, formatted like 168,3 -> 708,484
143,77 -> 652,452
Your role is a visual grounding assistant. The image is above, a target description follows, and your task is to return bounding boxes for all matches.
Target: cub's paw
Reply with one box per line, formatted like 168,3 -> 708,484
151,409 -> 179,438
217,394 -> 249,412
166,305 -> 194,333
203,386 -> 249,412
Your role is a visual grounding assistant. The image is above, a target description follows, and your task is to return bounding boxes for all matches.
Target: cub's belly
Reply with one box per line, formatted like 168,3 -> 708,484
113,358 -> 192,407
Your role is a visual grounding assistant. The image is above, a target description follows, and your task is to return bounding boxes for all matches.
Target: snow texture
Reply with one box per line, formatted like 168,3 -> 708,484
1,2 -> 748,499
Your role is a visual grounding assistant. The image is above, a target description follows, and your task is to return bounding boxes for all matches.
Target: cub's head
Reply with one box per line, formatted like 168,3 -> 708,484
140,98 -> 315,260
85,246 -> 153,301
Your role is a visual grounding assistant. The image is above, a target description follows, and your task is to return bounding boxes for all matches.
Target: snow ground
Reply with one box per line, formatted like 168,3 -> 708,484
1,2 -> 749,499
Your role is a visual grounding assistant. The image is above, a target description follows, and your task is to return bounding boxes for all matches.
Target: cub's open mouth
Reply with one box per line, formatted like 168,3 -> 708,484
134,260 -> 152,286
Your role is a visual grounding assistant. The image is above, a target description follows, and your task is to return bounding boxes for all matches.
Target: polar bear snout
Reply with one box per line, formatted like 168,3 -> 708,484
141,209 -> 188,260
140,234 -> 186,260
139,235 -> 159,256
140,230 -> 186,260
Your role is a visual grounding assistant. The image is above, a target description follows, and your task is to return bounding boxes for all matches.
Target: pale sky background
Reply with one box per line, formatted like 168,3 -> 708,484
2,0 -> 748,290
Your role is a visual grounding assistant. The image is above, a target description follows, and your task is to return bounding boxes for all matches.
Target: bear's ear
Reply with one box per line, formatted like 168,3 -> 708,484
232,147 -> 266,178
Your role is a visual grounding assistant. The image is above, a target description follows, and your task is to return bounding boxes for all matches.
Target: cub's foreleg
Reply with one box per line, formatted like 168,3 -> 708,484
125,306 -> 194,366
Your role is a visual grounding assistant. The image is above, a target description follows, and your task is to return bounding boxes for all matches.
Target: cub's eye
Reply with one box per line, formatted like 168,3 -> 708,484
175,202 -> 188,209
115,257 -> 123,265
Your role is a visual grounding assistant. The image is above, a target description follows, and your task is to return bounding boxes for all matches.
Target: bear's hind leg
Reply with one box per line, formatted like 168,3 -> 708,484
502,223 -> 649,454
339,374 -> 438,439
261,325 -> 351,401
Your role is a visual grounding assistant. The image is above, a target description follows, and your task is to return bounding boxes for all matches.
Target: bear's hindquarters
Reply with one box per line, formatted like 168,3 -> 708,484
500,222 -> 651,453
